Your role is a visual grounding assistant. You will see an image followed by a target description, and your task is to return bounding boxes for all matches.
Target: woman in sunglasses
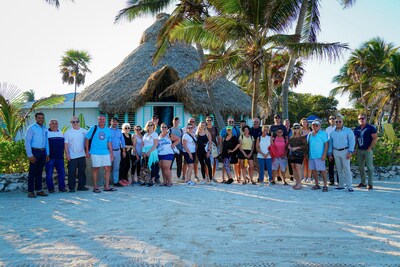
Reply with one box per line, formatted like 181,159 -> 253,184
142,120 -> 159,186
131,125 -> 143,184
158,123 -> 180,187
182,123 -> 197,185
119,123 -> 133,185
288,123 -> 308,190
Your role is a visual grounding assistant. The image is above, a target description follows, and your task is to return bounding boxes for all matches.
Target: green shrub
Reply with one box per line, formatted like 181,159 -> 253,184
0,139 -> 29,173
373,137 -> 400,166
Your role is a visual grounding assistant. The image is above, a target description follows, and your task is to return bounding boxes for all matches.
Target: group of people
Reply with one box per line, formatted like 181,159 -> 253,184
24,112 -> 377,198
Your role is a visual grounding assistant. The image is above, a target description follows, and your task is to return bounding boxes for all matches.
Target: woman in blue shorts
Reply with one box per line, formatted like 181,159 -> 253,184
182,123 -> 197,185
158,123 -> 180,186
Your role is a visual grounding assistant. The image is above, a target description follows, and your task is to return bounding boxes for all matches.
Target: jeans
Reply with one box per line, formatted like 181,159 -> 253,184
357,149 -> 374,185
258,158 -> 272,182
111,150 -> 121,184
67,156 -> 86,190
28,149 -> 46,192
45,158 -> 66,191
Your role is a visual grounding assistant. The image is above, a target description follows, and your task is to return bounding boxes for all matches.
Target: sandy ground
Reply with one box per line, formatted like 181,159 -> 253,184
0,169 -> 399,267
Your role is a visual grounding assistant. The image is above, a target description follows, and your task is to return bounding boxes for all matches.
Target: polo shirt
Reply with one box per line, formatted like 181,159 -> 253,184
308,130 -> 329,159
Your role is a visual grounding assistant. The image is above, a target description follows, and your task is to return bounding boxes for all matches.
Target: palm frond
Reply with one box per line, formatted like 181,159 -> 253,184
288,42 -> 349,62
115,0 -> 173,22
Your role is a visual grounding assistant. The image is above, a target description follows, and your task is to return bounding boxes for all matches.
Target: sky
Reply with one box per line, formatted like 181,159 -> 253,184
0,0 -> 399,109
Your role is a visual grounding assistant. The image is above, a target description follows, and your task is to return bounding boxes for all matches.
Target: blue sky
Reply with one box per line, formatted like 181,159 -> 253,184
0,0 -> 399,109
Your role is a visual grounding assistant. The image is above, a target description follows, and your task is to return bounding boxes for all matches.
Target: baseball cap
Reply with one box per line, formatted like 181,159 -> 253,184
311,120 -> 321,125
293,123 -> 300,128
226,126 -> 233,130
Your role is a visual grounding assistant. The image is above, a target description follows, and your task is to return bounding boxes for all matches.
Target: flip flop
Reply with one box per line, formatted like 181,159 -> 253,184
93,188 -> 101,193
103,188 -> 117,192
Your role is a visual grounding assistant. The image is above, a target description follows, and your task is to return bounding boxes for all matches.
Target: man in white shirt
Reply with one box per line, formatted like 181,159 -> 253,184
64,116 -> 89,192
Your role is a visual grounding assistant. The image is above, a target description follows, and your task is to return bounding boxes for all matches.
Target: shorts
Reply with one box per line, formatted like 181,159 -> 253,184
289,157 -> 304,165
159,154 -> 174,161
309,158 -> 326,171
91,154 -> 111,168
272,157 -> 287,171
237,149 -> 253,160
183,152 -> 196,164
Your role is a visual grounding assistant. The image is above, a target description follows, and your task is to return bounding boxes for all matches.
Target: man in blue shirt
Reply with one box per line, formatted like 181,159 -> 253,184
85,115 -> 115,193
109,117 -> 126,187
25,112 -> 49,198
308,120 -> 329,192
354,113 -> 378,190
45,118 -> 67,193
328,116 -> 355,192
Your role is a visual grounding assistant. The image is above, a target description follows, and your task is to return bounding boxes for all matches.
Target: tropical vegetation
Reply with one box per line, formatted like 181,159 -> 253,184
60,49 -> 92,116
331,37 -> 400,124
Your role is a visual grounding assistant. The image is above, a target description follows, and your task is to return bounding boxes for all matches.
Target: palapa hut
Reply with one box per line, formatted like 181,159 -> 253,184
77,13 -> 251,128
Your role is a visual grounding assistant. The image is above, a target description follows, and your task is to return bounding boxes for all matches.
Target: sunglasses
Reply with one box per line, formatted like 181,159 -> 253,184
148,124 -> 154,126
335,121 -> 342,124
187,127 -> 194,129
124,127 -> 131,129
277,131 -> 283,133
161,126 -> 168,128
135,128 -> 141,131
329,118 -> 336,120
72,120 -> 79,123
228,121 -> 234,123
312,124 -> 320,127
293,127 -> 300,129
358,117 -> 366,120
206,119 -> 212,122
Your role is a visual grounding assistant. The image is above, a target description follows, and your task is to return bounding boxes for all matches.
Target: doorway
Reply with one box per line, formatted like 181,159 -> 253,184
154,106 -> 174,128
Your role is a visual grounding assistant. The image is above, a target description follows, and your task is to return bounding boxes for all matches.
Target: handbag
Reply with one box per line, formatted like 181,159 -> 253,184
268,144 -> 277,159
205,142 -> 219,158
292,150 -> 304,158
172,146 -> 180,154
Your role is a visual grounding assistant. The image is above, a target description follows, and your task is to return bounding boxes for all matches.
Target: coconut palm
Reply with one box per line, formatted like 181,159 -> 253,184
0,82 -> 65,141
168,0 -> 347,118
60,49 -> 91,116
280,0 -> 356,119
22,89 -> 35,102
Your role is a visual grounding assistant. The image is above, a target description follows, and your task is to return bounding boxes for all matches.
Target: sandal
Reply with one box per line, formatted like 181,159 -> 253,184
93,188 -> 101,193
103,187 -> 117,192
322,186 -> 328,192
311,185 -> 321,190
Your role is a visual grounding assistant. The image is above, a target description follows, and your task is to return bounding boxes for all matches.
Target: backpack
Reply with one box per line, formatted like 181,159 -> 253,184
88,125 -> 98,151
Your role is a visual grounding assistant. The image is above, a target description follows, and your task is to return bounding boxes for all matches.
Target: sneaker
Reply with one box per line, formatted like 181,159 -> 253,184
357,183 -> 367,188
334,187 -> 345,191
306,178 -> 312,183
49,189 -> 55,193
200,180 -> 207,185
329,181 -> 335,186
189,181 -> 196,186
260,182 -> 266,186
226,178 -> 234,184
348,188 -> 354,192
36,191 -> 48,197
311,185 -> 321,190
77,187 -> 89,191
210,180 -> 216,186
301,178 -> 307,183
290,176 -> 294,181
368,185 -> 373,190
114,182 -> 124,187
59,188 -> 68,192
27,192 -> 36,198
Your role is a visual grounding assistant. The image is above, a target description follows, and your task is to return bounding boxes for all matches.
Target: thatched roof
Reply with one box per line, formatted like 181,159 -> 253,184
77,13 -> 251,116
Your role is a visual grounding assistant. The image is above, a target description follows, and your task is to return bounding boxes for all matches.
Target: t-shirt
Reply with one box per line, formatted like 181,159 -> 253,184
250,127 -> 262,140
64,128 -> 87,159
86,126 -> 111,155
207,126 -> 219,145
354,124 -> 377,150
158,134 -> 174,156
143,131 -> 158,148
220,126 -> 240,138
308,130 -> 329,159
169,127 -> 183,151
182,133 -> 197,153
221,136 -> 239,158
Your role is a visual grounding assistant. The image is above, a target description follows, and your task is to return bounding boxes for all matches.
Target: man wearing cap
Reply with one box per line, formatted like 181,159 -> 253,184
64,116 -> 88,192
328,116 -> 355,192
269,115 -> 288,140
325,115 -> 339,186
354,113 -> 377,190
25,112 -> 50,198
308,120 -> 329,192
109,117 -> 126,187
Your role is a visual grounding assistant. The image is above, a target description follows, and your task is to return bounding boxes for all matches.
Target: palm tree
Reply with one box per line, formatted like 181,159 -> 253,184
0,82 -> 65,141
168,0 -> 347,118
22,89 -> 36,102
280,0 -> 356,120
331,37 -> 398,122
60,49 -> 91,116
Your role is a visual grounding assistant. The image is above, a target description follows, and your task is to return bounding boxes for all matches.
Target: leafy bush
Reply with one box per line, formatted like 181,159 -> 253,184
0,139 -> 29,173
373,137 -> 400,166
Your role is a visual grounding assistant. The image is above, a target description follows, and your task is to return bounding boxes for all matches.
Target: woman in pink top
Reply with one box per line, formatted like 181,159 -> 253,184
270,129 -> 288,185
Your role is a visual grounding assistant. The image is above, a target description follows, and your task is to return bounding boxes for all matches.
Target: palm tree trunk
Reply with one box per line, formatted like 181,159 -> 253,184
73,80 -> 77,117
252,64 -> 261,118
281,0 -> 309,119
196,42 -> 225,128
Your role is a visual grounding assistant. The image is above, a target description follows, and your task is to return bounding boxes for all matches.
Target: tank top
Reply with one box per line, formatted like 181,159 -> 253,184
274,136 -> 287,157
197,133 -> 209,151
240,134 -> 253,150
133,134 -> 143,156
158,133 -> 174,156
257,135 -> 271,159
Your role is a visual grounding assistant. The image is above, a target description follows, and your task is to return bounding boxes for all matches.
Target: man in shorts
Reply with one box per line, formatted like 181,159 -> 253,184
85,115 -> 116,193
308,120 -> 329,192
